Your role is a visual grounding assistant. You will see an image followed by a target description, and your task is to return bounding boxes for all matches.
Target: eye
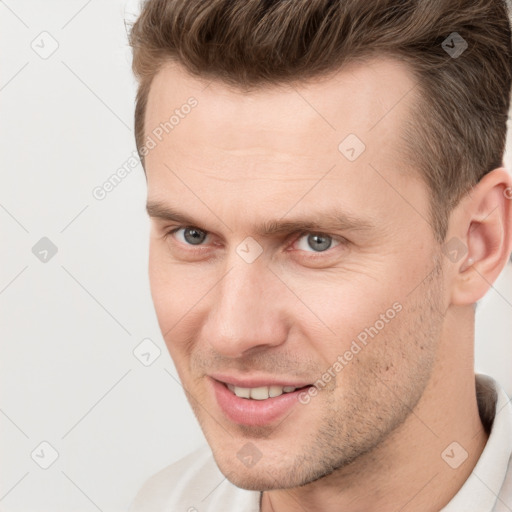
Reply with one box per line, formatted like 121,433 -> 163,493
294,233 -> 341,253
170,226 -> 209,246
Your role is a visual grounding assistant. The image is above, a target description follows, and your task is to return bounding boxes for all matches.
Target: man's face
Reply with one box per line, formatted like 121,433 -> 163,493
144,58 -> 448,490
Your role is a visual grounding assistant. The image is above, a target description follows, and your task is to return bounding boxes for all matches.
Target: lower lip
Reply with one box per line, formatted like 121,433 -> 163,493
210,378 -> 311,427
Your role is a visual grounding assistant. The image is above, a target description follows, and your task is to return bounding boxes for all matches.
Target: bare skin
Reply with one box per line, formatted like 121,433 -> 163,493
143,57 -> 512,511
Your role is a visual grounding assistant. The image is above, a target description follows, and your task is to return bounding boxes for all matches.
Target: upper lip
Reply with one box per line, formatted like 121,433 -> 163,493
209,373 -> 312,388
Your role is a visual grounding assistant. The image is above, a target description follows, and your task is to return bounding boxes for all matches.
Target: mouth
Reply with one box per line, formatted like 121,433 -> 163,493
209,376 -> 314,427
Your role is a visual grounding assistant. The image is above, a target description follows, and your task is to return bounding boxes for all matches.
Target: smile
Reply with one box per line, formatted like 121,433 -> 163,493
209,376 -> 314,426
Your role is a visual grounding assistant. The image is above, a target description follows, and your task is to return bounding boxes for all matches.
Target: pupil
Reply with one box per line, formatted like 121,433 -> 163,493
184,228 -> 205,245
308,234 -> 331,252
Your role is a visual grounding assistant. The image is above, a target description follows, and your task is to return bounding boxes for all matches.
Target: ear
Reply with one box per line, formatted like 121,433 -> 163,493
447,167 -> 512,306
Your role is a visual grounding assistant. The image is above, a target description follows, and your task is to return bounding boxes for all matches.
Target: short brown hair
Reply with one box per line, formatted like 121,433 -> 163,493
129,0 -> 512,241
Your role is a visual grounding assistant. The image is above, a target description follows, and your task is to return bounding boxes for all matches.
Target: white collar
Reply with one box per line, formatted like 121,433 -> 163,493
441,374 -> 512,511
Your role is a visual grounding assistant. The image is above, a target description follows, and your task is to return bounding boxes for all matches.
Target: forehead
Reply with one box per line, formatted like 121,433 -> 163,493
144,56 -> 417,154
143,57 -> 423,230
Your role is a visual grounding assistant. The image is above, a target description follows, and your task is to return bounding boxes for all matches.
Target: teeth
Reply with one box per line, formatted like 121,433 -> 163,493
269,385 -> 283,397
249,386 -> 268,400
226,384 -> 299,400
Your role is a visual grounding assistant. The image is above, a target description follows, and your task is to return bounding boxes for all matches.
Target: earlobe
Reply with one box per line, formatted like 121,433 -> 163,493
449,167 -> 512,306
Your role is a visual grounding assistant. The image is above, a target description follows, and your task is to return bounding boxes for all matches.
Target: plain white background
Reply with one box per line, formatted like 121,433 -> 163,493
0,1 -> 511,511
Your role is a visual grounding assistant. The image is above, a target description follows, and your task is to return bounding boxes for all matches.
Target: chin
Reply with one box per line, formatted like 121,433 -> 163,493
209,444 -> 324,491
226,474 -> 279,491
220,462 -> 301,491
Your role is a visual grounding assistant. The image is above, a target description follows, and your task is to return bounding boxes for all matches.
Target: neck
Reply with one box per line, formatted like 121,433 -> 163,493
261,306 -> 488,512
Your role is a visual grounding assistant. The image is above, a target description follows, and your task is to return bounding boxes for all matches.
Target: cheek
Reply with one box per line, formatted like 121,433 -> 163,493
148,241 -> 217,351
148,242 -> 173,320
148,242 -> 194,335
291,275 -> 400,352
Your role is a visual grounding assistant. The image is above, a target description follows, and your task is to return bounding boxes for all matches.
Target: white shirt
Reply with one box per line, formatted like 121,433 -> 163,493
129,374 -> 512,511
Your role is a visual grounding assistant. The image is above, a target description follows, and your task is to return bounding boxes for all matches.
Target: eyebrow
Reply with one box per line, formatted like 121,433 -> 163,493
146,200 -> 376,237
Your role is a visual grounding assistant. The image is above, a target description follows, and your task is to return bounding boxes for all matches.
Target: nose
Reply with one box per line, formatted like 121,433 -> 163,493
201,259 -> 288,358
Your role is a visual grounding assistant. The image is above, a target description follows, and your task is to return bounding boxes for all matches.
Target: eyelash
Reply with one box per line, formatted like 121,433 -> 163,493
163,226 -> 346,258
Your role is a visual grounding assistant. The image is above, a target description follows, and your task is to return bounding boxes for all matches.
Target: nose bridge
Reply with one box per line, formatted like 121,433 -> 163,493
205,258 -> 286,357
